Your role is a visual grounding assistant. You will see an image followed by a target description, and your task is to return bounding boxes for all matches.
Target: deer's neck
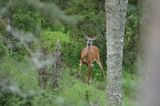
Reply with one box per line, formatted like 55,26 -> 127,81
87,44 -> 91,49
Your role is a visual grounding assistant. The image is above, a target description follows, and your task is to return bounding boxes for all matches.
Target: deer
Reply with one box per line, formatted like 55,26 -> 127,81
78,36 -> 105,84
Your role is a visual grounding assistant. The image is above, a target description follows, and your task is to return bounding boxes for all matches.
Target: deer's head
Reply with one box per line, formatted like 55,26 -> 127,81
85,36 -> 96,46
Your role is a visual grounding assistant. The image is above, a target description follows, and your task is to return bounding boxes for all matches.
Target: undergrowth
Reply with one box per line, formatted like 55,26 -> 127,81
0,56 -> 137,106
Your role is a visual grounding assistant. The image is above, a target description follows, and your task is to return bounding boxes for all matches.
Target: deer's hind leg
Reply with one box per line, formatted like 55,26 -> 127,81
86,63 -> 92,85
95,55 -> 103,70
95,57 -> 105,77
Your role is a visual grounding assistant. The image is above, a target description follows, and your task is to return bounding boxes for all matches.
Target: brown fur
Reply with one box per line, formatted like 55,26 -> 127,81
81,46 -> 99,64
79,45 -> 105,84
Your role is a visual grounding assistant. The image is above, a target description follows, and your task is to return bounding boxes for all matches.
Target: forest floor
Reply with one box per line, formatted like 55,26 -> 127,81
2,56 -> 137,106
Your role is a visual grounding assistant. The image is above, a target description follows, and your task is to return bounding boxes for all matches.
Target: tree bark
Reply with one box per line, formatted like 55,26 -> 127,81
105,0 -> 128,106
138,0 -> 160,106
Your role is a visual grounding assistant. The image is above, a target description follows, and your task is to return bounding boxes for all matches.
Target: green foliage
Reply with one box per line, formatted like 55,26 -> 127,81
123,71 -> 137,98
50,21 -> 65,32
0,57 -> 136,106
13,8 -> 41,32
40,30 -> 70,51
124,2 -> 140,67
1,56 -> 39,90
40,29 -> 83,66
123,97 -> 135,106
51,68 -> 105,105
0,94 -> 26,106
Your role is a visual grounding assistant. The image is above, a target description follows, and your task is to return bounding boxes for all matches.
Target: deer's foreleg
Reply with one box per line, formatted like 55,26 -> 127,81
87,63 -> 92,85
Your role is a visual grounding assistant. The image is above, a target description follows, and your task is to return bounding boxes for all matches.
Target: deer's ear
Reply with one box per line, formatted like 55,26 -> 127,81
92,36 -> 96,40
85,35 -> 89,40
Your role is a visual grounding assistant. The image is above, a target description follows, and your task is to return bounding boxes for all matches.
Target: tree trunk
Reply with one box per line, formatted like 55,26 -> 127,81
139,0 -> 160,106
105,0 -> 128,106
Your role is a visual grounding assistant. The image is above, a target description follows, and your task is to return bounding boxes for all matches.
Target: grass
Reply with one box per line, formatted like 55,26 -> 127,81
0,56 -> 137,106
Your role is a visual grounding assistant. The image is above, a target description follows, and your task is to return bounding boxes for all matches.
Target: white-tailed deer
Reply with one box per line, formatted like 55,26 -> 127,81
78,36 -> 105,84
